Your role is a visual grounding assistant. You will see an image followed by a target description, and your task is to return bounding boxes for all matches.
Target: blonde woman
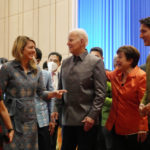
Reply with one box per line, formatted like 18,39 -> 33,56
0,36 -> 66,150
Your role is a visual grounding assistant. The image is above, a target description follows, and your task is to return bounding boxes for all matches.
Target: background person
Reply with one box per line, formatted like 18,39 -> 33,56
90,47 -> 113,150
34,48 -> 54,150
43,61 -> 48,70
48,52 -> 62,150
0,58 -> 8,69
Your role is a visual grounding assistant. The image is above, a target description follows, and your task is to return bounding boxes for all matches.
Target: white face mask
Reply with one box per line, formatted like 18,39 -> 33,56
48,62 -> 58,72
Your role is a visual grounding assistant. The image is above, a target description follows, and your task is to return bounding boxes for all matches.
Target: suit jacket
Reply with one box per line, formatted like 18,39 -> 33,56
53,51 -> 106,126
142,55 -> 150,104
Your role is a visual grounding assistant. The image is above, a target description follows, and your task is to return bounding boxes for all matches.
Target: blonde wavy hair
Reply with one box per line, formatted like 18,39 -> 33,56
12,36 -> 37,74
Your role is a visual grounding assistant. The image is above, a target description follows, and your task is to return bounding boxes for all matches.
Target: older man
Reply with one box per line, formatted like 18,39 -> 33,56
52,29 -> 106,150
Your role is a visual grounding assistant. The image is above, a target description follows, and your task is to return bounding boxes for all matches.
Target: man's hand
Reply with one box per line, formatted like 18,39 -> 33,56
139,103 -> 146,116
139,103 -> 150,116
49,122 -> 56,136
51,112 -> 58,122
82,116 -> 95,132
50,112 -> 59,135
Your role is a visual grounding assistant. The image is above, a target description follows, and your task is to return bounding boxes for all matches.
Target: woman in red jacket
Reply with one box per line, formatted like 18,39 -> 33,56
106,46 -> 148,150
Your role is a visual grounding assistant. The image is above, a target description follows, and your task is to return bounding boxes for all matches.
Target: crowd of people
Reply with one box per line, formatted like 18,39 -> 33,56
0,16 -> 150,150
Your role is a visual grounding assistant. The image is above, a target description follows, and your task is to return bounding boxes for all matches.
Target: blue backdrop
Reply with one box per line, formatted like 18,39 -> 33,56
78,0 -> 150,70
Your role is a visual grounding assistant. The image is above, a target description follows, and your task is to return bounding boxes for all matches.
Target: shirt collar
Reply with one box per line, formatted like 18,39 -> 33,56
116,66 -> 139,78
73,50 -> 88,62
12,60 -> 35,73
12,60 -> 22,68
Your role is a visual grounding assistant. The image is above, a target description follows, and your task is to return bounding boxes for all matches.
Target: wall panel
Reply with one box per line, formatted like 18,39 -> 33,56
0,0 -> 77,65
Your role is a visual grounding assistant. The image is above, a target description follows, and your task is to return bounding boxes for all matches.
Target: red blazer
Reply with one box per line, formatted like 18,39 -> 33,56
106,66 -> 148,135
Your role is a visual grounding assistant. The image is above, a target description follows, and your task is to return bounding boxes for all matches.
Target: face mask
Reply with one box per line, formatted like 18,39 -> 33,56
48,62 -> 58,72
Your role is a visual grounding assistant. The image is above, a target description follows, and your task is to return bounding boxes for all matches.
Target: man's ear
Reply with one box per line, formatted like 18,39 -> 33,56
80,39 -> 85,46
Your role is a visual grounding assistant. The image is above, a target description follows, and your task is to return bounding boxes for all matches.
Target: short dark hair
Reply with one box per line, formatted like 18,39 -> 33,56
90,47 -> 103,57
43,61 -> 48,70
0,57 -> 8,64
48,52 -> 62,62
139,17 -> 150,28
35,48 -> 42,60
117,46 -> 140,68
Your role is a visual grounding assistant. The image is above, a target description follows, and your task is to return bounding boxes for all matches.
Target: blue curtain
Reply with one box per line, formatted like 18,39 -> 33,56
78,0 -> 150,70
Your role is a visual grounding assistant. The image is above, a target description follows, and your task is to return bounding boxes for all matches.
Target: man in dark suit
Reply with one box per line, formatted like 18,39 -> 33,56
51,29 -> 106,150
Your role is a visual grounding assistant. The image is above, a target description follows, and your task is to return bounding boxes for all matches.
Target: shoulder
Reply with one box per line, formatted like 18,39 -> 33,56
42,69 -> 51,79
84,54 -> 104,68
135,66 -> 146,76
62,56 -> 73,65
63,56 -> 73,62
133,67 -> 146,83
106,68 -> 118,75
42,69 -> 51,76
86,54 -> 101,63
3,60 -> 15,67
139,64 -> 146,72
0,60 -> 16,72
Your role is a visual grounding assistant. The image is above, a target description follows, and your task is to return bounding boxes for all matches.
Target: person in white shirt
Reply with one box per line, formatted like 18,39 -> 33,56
48,52 -> 62,150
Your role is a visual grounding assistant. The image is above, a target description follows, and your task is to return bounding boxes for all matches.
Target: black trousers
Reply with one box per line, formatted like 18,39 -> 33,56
50,124 -> 58,150
111,127 -> 148,150
61,126 -> 98,150
38,125 -> 51,150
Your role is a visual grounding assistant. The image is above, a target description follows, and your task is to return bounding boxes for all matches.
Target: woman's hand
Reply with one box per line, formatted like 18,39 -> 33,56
137,131 -> 147,143
8,130 -> 14,143
53,90 -> 67,99
48,90 -> 67,99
